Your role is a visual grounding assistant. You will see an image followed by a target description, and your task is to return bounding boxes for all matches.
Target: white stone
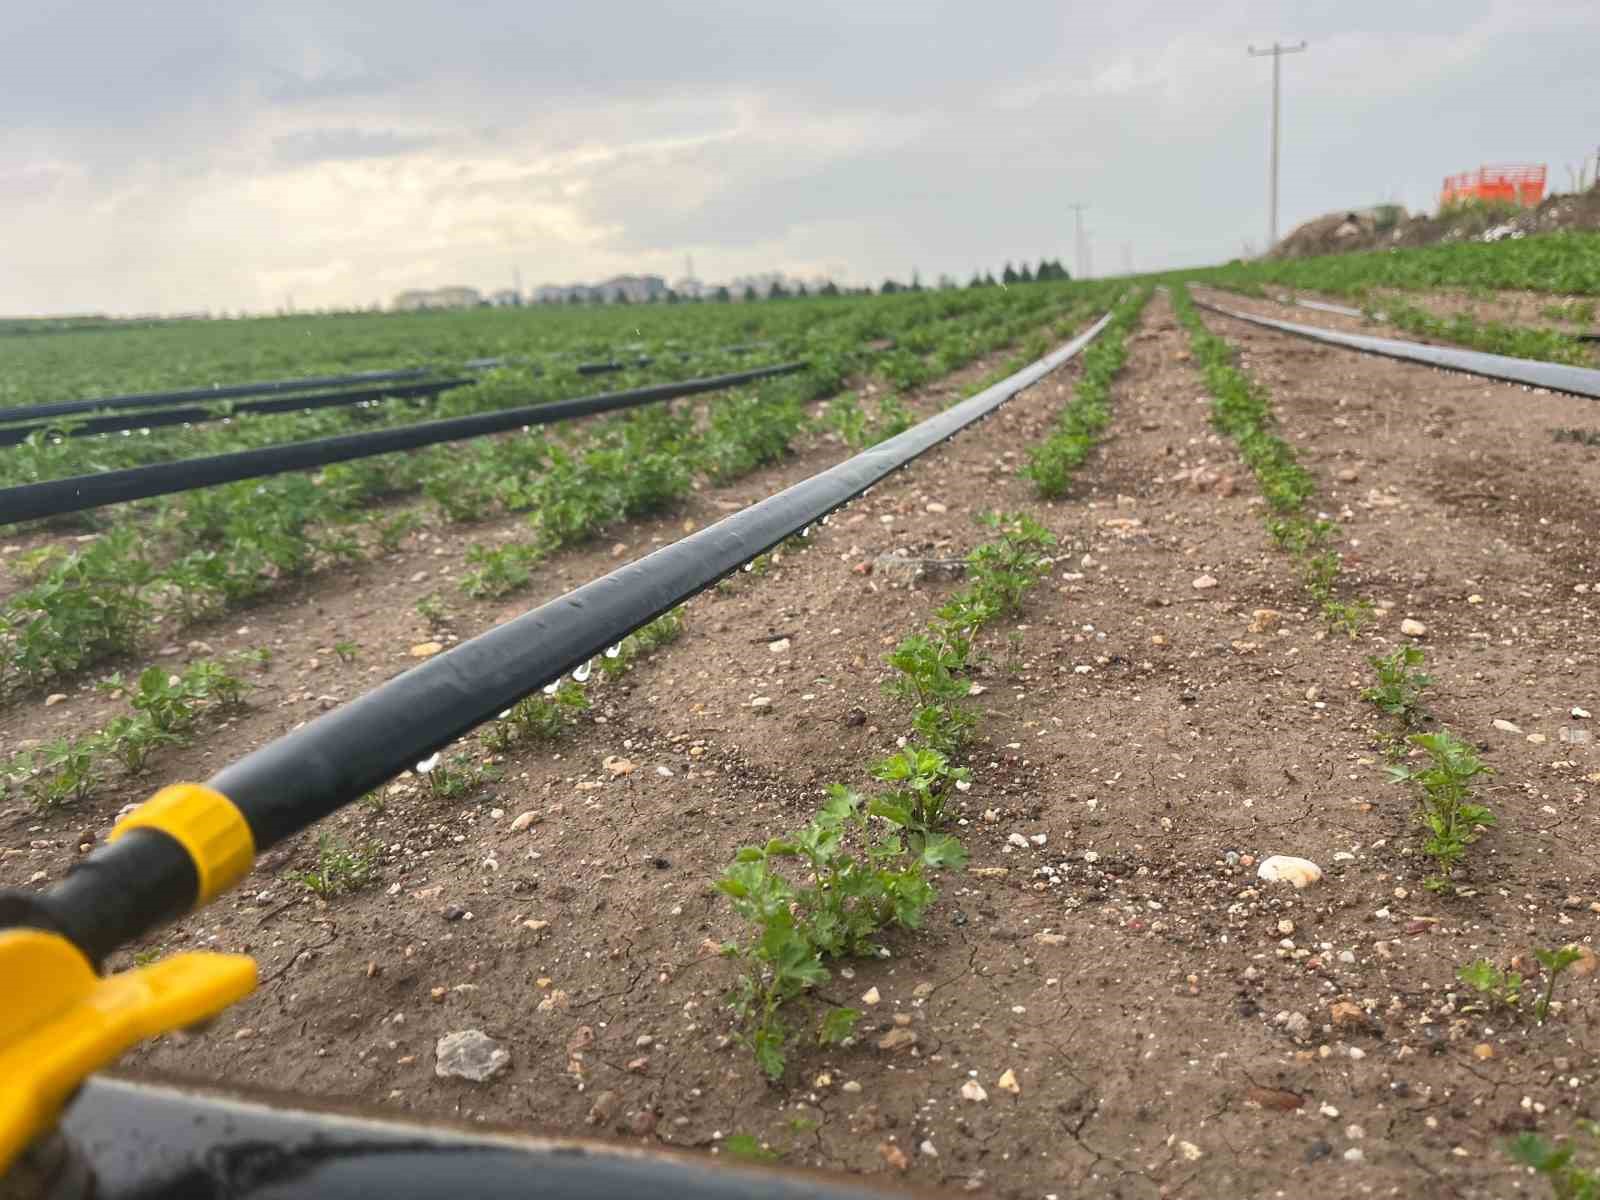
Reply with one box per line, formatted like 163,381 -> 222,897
435,1030 -> 510,1082
1257,856 -> 1324,889
1399,618 -> 1427,637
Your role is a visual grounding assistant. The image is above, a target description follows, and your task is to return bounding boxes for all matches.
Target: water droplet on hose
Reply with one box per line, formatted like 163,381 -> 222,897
605,643 -> 622,658
572,660 -> 592,682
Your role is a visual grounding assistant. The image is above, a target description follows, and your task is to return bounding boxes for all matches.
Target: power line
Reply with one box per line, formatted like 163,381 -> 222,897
1247,40 -> 1308,251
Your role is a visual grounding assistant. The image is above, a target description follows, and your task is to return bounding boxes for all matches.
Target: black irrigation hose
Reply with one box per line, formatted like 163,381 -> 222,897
0,362 -> 806,525
1193,298 -> 1600,401
0,368 -> 435,424
61,1076 -> 905,1200
2,313 -> 1110,963
0,378 -> 470,447
1277,295 -> 1365,319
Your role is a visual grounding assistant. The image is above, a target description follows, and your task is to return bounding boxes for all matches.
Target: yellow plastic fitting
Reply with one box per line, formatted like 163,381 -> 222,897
0,928 -> 256,1174
110,783 -> 255,905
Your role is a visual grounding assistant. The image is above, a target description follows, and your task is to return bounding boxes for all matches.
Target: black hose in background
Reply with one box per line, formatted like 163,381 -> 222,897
212,314 -> 1112,847
0,363 -> 806,525
1193,297 -> 1600,400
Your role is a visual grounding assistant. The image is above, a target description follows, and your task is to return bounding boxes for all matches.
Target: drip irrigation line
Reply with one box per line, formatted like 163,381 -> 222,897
3,341 -> 780,427
0,368 -> 436,424
1192,298 -> 1600,401
0,379 -> 468,447
0,362 -> 806,525
0,312 -> 1112,963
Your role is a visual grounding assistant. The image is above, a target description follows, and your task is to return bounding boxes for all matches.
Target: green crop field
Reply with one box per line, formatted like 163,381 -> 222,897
0,278 -> 1122,693
1184,230 -> 1600,298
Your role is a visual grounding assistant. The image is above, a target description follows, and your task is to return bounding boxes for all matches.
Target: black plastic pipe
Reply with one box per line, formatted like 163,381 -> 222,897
1193,297 -> 1600,400
0,368 -> 434,424
0,362 -> 806,525
0,379 -> 468,447
57,1075 -> 915,1200
0,314 -> 1108,961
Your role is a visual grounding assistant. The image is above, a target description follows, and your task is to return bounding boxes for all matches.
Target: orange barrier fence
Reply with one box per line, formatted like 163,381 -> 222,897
1441,164 -> 1546,208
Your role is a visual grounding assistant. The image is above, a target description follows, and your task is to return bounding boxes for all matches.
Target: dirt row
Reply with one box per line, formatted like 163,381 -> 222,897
4,293 -> 1598,1198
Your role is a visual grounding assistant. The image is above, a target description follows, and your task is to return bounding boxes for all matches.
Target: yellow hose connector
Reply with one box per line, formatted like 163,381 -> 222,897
110,783 -> 255,905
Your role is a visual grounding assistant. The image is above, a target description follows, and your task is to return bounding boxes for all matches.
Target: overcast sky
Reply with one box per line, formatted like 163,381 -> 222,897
5,1 -> 1596,315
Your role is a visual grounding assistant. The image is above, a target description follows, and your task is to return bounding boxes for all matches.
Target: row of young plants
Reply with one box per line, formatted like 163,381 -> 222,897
0,293 -> 1103,691
1,282 -> 1091,488
0,277 -> 1077,413
0,657 -> 253,810
717,512 -> 1057,1080
1024,287 -> 1152,497
1360,295 -> 1593,366
1358,646 -> 1596,1195
1182,244 -> 1595,366
1185,231 -> 1600,299
1169,284 -> 1371,634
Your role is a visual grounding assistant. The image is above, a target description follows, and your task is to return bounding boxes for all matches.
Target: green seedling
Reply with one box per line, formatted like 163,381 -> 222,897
9,736 -> 100,809
869,747 -> 970,845
1457,958 -> 1523,1012
461,542 -> 539,599
291,833 -> 380,899
1534,945 -> 1586,1024
1363,645 -> 1432,725
416,752 -> 493,799
415,593 -> 451,629
333,640 -> 360,663
718,784 -> 953,1080
375,511 -> 424,552
597,609 -> 685,679
1387,729 -> 1494,891
722,1135 -> 779,1163
1510,1121 -> 1599,1198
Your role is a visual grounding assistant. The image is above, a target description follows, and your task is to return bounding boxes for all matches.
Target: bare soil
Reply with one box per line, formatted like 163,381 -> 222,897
4,294 -> 1597,1198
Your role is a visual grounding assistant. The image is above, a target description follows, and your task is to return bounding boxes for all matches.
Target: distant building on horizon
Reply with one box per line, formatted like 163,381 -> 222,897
392,286 -> 483,311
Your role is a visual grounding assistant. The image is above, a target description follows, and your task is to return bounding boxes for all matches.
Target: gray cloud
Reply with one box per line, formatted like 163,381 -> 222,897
271,127 -> 442,166
2,0 -> 1596,313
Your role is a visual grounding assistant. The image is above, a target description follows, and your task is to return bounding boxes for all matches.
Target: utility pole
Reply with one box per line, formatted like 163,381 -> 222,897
1067,203 -> 1088,280
1248,40 -> 1307,251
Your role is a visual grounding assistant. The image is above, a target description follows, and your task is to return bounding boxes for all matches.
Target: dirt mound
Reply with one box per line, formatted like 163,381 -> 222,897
1272,185 -> 1600,258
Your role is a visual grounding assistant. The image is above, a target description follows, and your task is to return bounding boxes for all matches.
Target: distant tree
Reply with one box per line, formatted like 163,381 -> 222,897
880,279 -> 903,294
614,291 -> 630,305
795,282 -> 809,297
819,281 -> 841,297
769,280 -> 789,299
910,269 -> 922,291
984,272 -> 998,286
968,273 -> 986,288
743,285 -> 759,302
567,293 -> 583,305
1001,263 -> 1019,285
714,286 -> 731,303
665,289 -> 680,304
1018,263 -> 1034,283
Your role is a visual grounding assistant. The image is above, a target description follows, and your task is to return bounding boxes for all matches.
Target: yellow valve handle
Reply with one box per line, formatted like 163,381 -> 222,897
0,929 -> 256,1175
